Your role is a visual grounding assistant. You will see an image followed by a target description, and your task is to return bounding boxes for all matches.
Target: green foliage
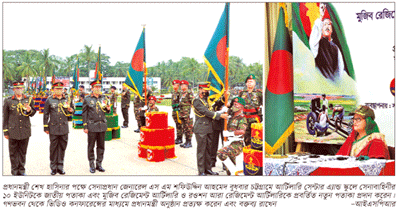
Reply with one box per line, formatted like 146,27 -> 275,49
3,47 -> 263,93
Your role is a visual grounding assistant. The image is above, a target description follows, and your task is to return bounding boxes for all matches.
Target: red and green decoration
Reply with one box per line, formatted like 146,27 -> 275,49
292,2 -> 355,80
124,27 -> 146,99
265,6 -> 294,155
204,3 -> 229,104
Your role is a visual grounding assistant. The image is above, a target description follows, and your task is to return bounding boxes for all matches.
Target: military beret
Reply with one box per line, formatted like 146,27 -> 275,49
245,74 -> 256,83
172,80 -> 181,85
180,80 -> 189,85
354,105 -> 375,121
149,96 -> 157,101
13,81 -> 24,88
52,81 -> 64,88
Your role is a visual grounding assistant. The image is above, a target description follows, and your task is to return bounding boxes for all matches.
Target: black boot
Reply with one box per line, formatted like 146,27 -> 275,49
181,139 -> 192,148
134,128 -> 140,133
175,137 -> 183,145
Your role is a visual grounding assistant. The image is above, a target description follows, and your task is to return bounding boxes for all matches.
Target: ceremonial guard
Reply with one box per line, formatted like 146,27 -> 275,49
217,97 -> 247,175
110,86 -> 118,115
43,82 -> 74,175
133,93 -> 142,133
121,85 -> 131,128
134,85 -> 153,133
82,80 -> 111,173
146,96 -> 159,112
193,82 -> 228,176
238,74 -> 263,145
171,80 -> 183,144
79,85 -> 86,96
3,81 -> 36,176
178,80 -> 194,148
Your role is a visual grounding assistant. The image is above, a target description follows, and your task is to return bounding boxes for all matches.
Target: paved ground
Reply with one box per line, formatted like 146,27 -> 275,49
2,103 -> 232,176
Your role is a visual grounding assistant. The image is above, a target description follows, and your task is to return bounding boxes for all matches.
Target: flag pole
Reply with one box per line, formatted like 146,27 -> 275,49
224,4 -> 230,141
142,24 -> 147,106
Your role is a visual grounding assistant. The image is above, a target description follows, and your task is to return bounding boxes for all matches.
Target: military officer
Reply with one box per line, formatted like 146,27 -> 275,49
217,97 -> 247,175
238,74 -> 263,146
43,82 -> 74,175
193,82 -> 228,176
110,86 -> 118,115
171,80 -> 183,144
137,87 -> 153,131
179,80 -> 194,148
82,80 -> 111,173
121,85 -> 131,128
3,81 -> 36,176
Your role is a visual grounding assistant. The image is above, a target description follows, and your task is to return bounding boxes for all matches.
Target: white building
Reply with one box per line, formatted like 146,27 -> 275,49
27,70 -> 161,94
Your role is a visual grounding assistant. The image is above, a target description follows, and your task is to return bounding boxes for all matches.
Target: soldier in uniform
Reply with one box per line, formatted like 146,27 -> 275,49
217,97 -> 247,175
110,86 -> 118,115
238,74 -> 263,146
79,85 -> 86,96
82,80 -> 111,173
134,85 -> 153,133
193,82 -> 228,176
171,80 -> 183,144
133,93 -> 142,133
121,85 -> 131,128
178,80 -> 194,148
43,82 -> 75,175
146,96 -> 159,112
3,81 -> 36,176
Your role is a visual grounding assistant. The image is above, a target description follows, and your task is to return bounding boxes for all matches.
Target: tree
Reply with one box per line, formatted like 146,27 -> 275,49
79,45 -> 96,77
16,51 -> 38,84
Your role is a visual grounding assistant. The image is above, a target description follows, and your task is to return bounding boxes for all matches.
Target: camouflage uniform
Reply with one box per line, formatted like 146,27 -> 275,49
171,89 -> 183,142
238,89 -> 262,146
133,94 -> 142,130
3,94 -> 36,175
217,114 -> 247,165
147,106 -> 159,112
178,89 -> 194,145
121,89 -> 131,127
109,91 -> 118,115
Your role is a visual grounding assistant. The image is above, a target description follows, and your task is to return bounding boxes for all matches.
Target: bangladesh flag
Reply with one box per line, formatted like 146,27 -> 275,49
265,7 -> 294,155
292,2 -> 355,80
124,27 -> 146,98
204,3 -> 229,104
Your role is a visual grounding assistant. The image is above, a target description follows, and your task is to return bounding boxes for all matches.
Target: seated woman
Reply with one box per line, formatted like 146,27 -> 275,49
336,105 -> 390,159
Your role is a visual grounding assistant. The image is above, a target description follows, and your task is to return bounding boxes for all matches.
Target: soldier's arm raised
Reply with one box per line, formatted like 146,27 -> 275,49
43,98 -> 50,133
3,100 -> 10,137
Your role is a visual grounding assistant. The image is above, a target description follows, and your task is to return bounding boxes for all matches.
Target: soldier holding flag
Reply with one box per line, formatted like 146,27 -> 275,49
171,80 -> 183,145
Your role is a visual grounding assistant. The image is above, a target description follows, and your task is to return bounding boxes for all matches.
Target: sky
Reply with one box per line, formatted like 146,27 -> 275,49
3,2 -> 265,67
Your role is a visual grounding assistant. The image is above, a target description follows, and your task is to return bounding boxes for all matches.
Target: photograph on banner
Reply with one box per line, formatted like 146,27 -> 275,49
264,2 -> 394,176
2,2 -> 264,176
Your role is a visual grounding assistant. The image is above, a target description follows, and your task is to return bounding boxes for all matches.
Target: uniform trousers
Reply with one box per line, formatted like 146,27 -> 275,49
8,138 -> 29,176
195,133 -> 213,174
87,132 -> 105,168
49,134 -> 68,171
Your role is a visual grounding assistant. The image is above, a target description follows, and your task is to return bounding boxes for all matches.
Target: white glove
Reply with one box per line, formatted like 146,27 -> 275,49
223,130 -> 235,138
219,106 -> 228,113
141,106 -> 148,110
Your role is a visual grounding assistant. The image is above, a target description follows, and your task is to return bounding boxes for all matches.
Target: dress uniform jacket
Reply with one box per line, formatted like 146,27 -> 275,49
3,94 -> 36,139
43,94 -> 74,135
193,96 -> 221,134
82,94 -> 111,132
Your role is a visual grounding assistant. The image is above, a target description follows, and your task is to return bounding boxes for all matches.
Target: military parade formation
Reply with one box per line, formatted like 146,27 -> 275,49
3,73 -> 262,176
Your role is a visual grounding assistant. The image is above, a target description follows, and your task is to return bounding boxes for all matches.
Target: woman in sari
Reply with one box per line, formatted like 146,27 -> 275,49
336,105 -> 390,159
